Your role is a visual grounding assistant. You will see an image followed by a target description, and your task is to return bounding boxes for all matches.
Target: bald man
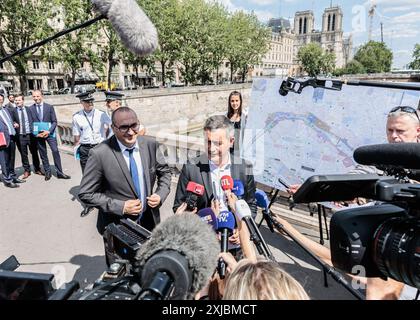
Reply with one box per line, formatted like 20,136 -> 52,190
78,107 -> 172,235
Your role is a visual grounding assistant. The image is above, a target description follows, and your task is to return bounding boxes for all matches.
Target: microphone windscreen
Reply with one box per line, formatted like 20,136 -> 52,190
134,214 -> 219,299
216,211 -> 236,232
232,180 -> 245,197
92,0 -> 158,56
255,189 -> 270,210
354,143 -> 420,169
186,181 -> 205,196
197,208 -> 218,231
235,200 -> 252,220
220,175 -> 234,191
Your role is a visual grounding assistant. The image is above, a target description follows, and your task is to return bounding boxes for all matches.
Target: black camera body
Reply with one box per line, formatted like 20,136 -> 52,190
294,174 -> 420,289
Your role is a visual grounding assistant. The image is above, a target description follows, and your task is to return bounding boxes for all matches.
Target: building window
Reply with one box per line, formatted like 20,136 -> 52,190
303,18 -> 307,34
32,60 -> 40,70
0,61 -> 3,69
48,60 -> 55,70
332,14 -> 336,31
328,15 -> 331,31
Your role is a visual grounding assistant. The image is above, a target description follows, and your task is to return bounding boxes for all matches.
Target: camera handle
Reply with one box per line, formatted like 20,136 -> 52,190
265,211 -> 365,300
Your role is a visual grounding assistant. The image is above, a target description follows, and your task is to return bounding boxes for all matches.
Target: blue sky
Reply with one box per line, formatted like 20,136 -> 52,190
217,0 -> 420,69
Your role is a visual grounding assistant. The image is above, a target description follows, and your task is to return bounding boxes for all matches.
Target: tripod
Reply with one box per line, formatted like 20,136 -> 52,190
260,209 -> 365,300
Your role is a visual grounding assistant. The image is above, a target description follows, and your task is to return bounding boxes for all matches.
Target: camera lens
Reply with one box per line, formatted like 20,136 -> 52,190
373,217 -> 420,289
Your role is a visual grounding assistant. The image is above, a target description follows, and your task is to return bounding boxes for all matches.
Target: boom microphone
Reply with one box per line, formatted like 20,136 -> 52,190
354,143 -> 420,170
0,0 -> 158,64
92,0 -> 158,56
134,214 -> 219,300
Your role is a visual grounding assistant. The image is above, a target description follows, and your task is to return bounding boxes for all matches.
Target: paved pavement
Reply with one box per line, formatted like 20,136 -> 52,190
0,151 -> 357,300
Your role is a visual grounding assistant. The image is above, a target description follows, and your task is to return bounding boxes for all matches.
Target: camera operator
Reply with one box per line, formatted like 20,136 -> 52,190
285,106 -> 420,300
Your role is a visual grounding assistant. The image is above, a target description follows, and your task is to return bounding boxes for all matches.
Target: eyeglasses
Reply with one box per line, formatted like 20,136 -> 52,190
389,106 -> 420,122
113,122 -> 140,134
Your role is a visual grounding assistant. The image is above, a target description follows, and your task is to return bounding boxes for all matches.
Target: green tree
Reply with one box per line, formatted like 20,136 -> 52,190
353,41 -> 393,73
345,60 -> 366,74
408,44 -> 420,70
48,0 -> 102,93
0,0 -> 56,94
176,0 -> 228,85
226,11 -> 270,83
122,49 -> 156,87
297,43 -> 336,76
138,0 -> 181,87
100,22 -> 125,90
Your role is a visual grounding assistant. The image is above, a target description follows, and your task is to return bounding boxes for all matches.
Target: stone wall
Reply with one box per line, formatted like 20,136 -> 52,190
39,84 -> 252,135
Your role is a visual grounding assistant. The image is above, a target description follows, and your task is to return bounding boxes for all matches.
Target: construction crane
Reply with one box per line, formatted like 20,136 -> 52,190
368,0 -> 377,41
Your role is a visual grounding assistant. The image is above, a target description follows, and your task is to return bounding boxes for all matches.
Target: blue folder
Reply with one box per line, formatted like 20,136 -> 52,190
33,122 -> 56,138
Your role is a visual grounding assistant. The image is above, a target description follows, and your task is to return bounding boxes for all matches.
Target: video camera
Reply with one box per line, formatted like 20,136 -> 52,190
1,214 -> 219,301
293,169 -> 420,289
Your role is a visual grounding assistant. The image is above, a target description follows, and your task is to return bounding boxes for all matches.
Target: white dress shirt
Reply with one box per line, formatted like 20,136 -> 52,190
116,139 -> 146,213
209,156 -> 232,213
72,109 -> 111,144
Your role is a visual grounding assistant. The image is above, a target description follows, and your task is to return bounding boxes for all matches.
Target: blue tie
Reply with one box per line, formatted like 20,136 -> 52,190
37,104 -> 42,120
127,148 -> 141,198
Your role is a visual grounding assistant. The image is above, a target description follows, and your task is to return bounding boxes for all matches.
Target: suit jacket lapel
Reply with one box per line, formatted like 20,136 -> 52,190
198,154 -> 213,200
138,137 -> 151,196
110,136 -> 137,197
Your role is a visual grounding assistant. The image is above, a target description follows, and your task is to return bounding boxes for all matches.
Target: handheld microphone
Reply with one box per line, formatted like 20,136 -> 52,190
255,189 -> 275,233
220,175 -> 234,192
197,208 -> 218,231
216,211 -> 236,279
232,180 -> 245,199
185,182 -> 205,211
354,143 -> 420,170
235,200 -> 275,260
134,214 -> 219,300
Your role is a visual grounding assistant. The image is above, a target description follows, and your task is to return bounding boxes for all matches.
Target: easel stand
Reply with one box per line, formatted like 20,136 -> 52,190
263,189 -> 329,244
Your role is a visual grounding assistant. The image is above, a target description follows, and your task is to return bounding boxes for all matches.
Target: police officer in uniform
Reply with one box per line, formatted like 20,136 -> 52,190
105,91 -> 124,116
72,92 -> 111,216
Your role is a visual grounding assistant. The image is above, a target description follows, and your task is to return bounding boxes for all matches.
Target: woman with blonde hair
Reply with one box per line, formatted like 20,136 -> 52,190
220,253 -> 309,300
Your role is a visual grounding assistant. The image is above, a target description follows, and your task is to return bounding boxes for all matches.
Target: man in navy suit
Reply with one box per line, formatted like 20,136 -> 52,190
28,90 -> 70,181
0,92 -> 23,188
11,93 -> 42,179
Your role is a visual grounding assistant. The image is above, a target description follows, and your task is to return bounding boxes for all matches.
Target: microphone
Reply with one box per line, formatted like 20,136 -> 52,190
232,180 -> 245,198
134,214 -> 219,300
220,175 -> 234,192
216,211 -> 236,279
92,0 -> 158,56
235,200 -> 275,260
185,182 -> 205,211
354,143 -> 420,170
255,189 -> 275,233
0,0 -> 158,65
197,208 -> 218,231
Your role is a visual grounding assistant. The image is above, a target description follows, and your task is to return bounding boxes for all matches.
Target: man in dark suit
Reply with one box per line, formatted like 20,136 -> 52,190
5,93 -> 16,114
78,107 -> 172,234
28,90 -> 70,180
0,92 -> 24,188
173,115 -> 257,216
11,93 -> 41,179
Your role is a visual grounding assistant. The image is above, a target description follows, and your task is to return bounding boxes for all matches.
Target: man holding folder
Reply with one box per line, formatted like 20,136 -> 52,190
29,90 -> 70,181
